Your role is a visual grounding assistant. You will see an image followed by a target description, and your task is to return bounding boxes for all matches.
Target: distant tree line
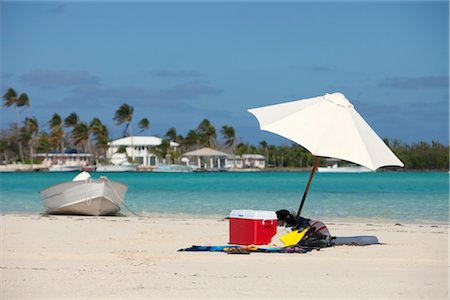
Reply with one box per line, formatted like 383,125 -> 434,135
1,87 -> 449,170
384,139 -> 449,170
0,88 -> 237,165
233,139 -> 449,170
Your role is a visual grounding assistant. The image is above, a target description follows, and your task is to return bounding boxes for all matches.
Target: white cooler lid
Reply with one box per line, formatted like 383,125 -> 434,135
229,209 -> 277,220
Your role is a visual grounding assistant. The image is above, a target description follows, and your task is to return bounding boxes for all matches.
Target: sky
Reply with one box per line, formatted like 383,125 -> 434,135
1,0 -> 449,146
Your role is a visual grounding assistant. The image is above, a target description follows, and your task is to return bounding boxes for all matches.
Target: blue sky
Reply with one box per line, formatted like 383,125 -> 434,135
1,1 -> 448,145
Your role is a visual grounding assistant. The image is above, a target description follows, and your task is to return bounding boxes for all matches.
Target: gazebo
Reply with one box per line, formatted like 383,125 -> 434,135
182,147 -> 230,170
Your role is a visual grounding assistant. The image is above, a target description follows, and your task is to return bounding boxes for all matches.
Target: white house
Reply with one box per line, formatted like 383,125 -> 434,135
106,136 -> 179,167
241,154 -> 266,168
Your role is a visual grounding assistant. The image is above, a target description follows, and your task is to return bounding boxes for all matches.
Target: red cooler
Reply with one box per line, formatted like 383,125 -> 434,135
229,210 -> 277,245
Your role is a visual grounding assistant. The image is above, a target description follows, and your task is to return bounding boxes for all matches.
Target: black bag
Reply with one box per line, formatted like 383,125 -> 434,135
276,209 -> 333,248
298,220 -> 333,248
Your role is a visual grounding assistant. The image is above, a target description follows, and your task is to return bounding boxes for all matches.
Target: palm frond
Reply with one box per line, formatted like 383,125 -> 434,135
64,113 -> 79,128
89,117 -> 102,129
24,117 -> 39,135
2,88 -> 18,107
17,93 -> 29,107
48,114 -> 62,131
113,104 -> 134,125
72,122 -> 89,146
138,118 -> 150,132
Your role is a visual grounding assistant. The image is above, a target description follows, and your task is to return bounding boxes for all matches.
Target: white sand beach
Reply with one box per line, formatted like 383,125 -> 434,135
1,214 -> 448,299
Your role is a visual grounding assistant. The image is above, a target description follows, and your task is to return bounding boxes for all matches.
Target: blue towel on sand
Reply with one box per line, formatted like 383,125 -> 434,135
178,236 -> 380,253
178,245 -> 314,254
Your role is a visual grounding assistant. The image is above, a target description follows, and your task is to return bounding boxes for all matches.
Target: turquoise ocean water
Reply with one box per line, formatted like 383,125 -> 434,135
0,171 -> 448,223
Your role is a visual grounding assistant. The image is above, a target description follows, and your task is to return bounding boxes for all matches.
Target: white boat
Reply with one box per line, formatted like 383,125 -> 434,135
318,163 -> 373,173
48,164 -> 82,172
40,172 -> 128,216
96,163 -> 138,172
153,164 -> 194,173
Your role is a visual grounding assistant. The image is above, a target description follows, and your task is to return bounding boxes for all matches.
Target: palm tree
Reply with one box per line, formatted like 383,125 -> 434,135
0,139 -> 8,163
164,127 -> 182,155
24,117 -> 39,165
114,104 -> 134,135
17,93 -> 29,112
151,139 -> 170,162
72,122 -> 90,153
18,94 -> 31,164
138,118 -> 150,133
259,140 -> 269,166
48,113 -> 64,152
2,88 -> 17,107
221,125 -> 236,153
162,128 -> 181,164
165,127 -> 178,141
90,118 -> 108,139
64,112 -> 79,128
196,118 -> 216,148
2,88 -> 24,163
90,118 -> 109,160
207,125 -> 216,148
64,112 -> 79,149
17,93 -> 30,122
114,104 -> 134,160
19,126 -> 31,163
184,129 -> 200,150
196,118 -> 209,144
37,131 -> 52,161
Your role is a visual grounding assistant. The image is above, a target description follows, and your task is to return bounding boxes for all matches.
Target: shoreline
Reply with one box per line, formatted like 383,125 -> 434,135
1,165 -> 449,173
1,211 -> 448,226
1,213 -> 448,299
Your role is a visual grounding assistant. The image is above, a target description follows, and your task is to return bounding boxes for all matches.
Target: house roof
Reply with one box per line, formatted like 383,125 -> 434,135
109,136 -> 179,147
183,147 -> 230,157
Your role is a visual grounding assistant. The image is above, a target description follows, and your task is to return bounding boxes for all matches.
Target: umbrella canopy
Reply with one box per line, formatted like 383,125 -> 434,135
248,92 -> 404,217
248,92 -> 403,171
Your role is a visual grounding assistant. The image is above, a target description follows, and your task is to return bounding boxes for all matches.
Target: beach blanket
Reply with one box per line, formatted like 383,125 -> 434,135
178,236 -> 379,254
178,245 -> 315,254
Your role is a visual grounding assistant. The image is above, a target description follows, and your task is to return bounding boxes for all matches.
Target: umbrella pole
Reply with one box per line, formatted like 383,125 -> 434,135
296,156 -> 320,217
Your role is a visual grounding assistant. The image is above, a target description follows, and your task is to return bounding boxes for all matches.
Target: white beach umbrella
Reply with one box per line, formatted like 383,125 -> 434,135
248,92 -> 404,216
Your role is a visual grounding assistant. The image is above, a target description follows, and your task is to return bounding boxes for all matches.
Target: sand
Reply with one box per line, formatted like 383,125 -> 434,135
1,213 -> 448,299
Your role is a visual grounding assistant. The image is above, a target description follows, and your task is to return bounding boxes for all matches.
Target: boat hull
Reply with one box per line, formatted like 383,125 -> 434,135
96,165 -> 138,172
153,164 -> 194,173
317,166 -> 373,173
48,165 -> 82,172
40,178 -> 128,216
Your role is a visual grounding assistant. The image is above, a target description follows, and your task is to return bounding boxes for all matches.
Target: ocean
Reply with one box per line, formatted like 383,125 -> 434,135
0,171 -> 448,223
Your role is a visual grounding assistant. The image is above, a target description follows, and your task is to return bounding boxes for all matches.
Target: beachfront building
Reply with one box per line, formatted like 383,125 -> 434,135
182,147 -> 230,170
226,154 -> 266,169
106,136 -> 179,167
34,149 -> 93,169
181,148 -> 266,170
241,154 -> 266,168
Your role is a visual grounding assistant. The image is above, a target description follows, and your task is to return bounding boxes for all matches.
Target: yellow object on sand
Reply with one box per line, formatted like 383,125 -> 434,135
279,226 -> 310,246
